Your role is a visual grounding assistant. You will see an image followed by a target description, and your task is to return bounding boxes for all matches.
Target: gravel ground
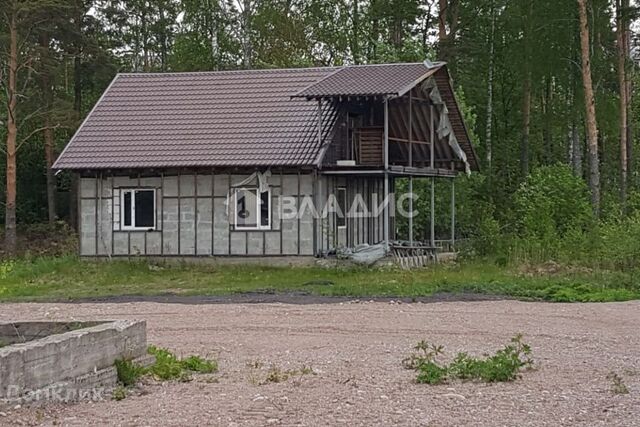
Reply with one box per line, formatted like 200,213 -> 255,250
0,299 -> 638,426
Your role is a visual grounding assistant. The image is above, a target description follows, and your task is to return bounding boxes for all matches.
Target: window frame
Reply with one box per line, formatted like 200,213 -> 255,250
337,187 -> 347,228
233,187 -> 272,231
120,188 -> 157,231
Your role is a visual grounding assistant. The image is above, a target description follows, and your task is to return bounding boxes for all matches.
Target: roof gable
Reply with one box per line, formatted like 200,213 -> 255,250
53,67 -> 338,170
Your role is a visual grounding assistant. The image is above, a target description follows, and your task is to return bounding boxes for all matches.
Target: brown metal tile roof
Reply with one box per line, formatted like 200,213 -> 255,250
53,67 -> 339,170
54,62 -> 478,172
293,62 -> 443,98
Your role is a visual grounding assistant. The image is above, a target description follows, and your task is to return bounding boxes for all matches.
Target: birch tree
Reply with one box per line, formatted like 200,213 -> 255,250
577,0 -> 600,214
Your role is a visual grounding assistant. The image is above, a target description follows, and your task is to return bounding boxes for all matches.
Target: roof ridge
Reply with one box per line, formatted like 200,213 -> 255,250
117,66 -> 339,77
291,66 -> 347,98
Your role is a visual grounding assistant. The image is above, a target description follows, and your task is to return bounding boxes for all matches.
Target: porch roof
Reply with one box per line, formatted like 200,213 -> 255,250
293,62 -> 444,99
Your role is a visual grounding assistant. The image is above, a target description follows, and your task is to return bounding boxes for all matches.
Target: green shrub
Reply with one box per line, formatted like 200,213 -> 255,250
406,334 -> 533,385
514,165 -> 593,238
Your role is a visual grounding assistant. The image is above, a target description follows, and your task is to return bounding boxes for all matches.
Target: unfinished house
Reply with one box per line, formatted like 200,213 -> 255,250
53,61 -> 479,262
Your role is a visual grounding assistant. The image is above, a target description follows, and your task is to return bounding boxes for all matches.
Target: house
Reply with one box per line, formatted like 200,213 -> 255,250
53,61 -> 479,261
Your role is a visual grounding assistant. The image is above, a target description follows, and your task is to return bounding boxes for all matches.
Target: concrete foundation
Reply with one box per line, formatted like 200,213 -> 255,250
0,320 -> 148,406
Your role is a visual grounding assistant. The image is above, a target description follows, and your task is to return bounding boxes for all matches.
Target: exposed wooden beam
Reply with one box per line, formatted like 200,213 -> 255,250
389,136 -> 431,146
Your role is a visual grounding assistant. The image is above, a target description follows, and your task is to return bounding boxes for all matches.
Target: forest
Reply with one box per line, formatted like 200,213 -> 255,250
1,0 -> 640,270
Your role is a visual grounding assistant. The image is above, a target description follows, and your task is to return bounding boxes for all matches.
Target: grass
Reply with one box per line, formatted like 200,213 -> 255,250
114,346 -> 218,392
147,345 -> 218,380
0,256 -> 639,302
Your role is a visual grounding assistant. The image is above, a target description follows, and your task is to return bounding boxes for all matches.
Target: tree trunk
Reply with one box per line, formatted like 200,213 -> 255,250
624,0 -> 633,187
242,0 -> 252,69
438,0 -> 447,41
617,0 -> 628,208
485,0 -> 495,175
41,33 -> 57,223
351,0 -> 360,64
521,73 -> 531,177
69,49 -> 83,231
543,76 -> 553,164
578,0 -> 601,215
4,12 -> 19,254
438,0 -> 448,60
571,122 -> 583,176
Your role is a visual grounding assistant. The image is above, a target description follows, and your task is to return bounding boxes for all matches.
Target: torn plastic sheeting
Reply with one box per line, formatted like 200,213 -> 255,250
337,243 -> 387,265
225,170 -> 272,218
421,77 -> 471,175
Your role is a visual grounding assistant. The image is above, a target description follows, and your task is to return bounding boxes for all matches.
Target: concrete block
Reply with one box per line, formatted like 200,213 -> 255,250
230,232 -> 246,255
246,232 -> 264,255
180,174 -> 196,197
112,176 -> 137,188
212,198 -> 229,255
196,174 -> 213,197
163,176 -> 178,197
196,199 -> 213,255
80,178 -> 96,198
139,177 -> 161,188
146,232 -> 162,255
97,198 -> 113,256
112,232 -> 129,256
299,173 -> 313,196
180,198 -> 196,255
281,175 -> 298,197
129,233 -> 145,255
99,178 -> 113,198
213,174 -> 230,197
163,199 -> 179,255
265,233 -> 281,255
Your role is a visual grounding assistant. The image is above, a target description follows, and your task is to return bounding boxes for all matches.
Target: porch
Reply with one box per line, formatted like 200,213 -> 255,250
306,64 -> 469,266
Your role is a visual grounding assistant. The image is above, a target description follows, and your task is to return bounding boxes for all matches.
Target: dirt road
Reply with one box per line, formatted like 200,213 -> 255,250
1,299 -> 638,426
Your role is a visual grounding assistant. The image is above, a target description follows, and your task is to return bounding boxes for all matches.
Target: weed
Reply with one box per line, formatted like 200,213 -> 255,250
112,385 -> 127,401
402,340 -> 443,370
246,360 -> 264,369
147,345 -> 218,380
249,362 -> 315,385
114,346 -> 218,387
181,355 -> 218,373
114,358 -> 146,387
405,334 -> 534,385
147,346 -> 184,380
607,372 -> 630,394
264,366 -> 289,384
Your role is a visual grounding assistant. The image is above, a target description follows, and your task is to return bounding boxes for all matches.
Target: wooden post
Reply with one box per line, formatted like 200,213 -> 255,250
430,104 -> 435,247
430,105 -> 435,169
430,177 -> 435,247
409,176 -> 413,245
451,178 -> 455,249
408,90 -> 413,167
384,98 -> 390,250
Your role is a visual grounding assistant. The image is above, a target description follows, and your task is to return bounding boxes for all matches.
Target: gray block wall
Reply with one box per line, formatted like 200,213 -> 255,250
79,171 -> 317,257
